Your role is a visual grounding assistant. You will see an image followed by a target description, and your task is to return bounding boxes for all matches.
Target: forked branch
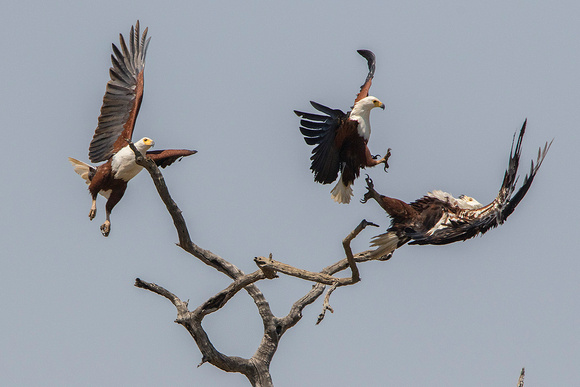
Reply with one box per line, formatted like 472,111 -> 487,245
129,142 -> 390,386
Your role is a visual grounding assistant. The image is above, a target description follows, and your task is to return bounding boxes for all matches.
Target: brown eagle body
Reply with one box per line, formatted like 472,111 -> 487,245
69,22 -> 196,236
362,120 -> 552,259
295,50 -> 390,204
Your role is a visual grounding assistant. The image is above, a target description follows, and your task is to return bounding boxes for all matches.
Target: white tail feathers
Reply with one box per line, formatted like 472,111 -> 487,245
68,157 -> 93,184
68,157 -> 111,199
330,178 -> 353,204
370,231 -> 400,259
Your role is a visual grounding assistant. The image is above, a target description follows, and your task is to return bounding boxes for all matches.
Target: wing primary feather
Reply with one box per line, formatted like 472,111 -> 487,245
354,49 -> 376,104
296,100 -> 346,184
88,22 -> 149,163
357,49 -> 376,80
294,110 -> 328,122
130,24 -> 136,67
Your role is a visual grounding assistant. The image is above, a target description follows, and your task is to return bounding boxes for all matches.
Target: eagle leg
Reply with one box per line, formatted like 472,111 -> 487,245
360,175 -> 379,204
100,220 -> 111,237
369,149 -> 391,172
379,148 -> 392,172
100,209 -> 111,237
89,198 -> 97,220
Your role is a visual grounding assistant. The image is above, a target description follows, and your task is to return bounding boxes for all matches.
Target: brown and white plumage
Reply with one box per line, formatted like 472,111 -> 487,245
69,22 -> 196,236
295,50 -> 389,204
362,120 -> 552,258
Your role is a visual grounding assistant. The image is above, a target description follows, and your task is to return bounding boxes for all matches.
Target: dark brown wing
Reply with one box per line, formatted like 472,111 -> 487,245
88,22 -> 151,163
295,101 -> 348,184
353,49 -> 376,104
408,121 -> 552,245
146,149 -> 197,168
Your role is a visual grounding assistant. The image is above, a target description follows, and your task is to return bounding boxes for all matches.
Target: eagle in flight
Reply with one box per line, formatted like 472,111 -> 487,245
361,120 -> 551,259
69,22 -> 196,237
295,50 -> 390,204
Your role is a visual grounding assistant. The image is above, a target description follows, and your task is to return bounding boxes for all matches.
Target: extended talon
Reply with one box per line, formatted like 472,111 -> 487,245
365,174 -> 374,189
360,175 -> 375,203
89,208 -> 96,221
381,148 -> 392,172
100,220 -> 111,237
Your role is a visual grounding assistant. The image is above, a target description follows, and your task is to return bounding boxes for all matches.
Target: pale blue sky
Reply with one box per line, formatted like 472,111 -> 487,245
0,1 -> 577,386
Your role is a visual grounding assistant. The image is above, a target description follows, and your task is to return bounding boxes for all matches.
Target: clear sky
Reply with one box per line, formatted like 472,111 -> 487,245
0,1 -> 577,386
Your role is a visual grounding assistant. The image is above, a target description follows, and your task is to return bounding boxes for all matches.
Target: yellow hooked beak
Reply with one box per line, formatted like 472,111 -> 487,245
142,137 -> 155,147
374,99 -> 385,110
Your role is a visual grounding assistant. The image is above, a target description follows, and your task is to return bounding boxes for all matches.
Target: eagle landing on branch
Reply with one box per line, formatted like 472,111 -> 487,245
69,22 -> 196,237
361,120 -> 552,259
295,49 -> 390,204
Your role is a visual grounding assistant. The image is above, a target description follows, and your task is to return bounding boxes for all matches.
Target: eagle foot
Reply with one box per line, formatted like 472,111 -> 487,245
381,148 -> 392,172
89,208 -> 97,221
360,175 -> 376,204
100,220 -> 111,237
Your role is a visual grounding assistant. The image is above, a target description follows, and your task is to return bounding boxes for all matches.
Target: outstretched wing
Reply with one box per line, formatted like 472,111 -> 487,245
146,149 -> 197,168
409,120 -> 552,245
353,49 -> 376,104
88,21 -> 151,163
295,101 -> 348,184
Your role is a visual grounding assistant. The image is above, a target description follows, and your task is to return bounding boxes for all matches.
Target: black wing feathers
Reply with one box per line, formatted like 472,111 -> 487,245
496,138 -> 552,223
295,102 -> 347,184
354,49 -> 376,103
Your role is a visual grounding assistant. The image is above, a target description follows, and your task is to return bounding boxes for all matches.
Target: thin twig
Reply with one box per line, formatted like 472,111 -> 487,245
517,368 -> 525,387
316,282 -> 338,325
342,219 -> 380,283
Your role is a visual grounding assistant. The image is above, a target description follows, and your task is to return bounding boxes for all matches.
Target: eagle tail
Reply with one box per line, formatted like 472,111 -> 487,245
330,178 -> 353,204
68,157 -> 94,185
370,231 -> 401,259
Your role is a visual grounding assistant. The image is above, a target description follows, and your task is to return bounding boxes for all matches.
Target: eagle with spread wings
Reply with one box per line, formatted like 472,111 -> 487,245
69,22 -> 196,236
295,50 -> 390,204
362,120 -> 552,258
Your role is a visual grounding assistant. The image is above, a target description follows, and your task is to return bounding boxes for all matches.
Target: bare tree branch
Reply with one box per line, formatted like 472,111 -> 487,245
517,368 -> 525,387
316,282 -> 338,325
134,278 -> 189,315
129,142 -> 390,386
254,219 -> 378,288
194,270 -> 267,316
277,249 -> 389,331
254,255 -> 345,285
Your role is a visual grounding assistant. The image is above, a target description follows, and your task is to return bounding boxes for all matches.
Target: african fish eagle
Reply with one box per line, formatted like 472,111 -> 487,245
361,120 -> 551,259
68,22 -> 196,237
294,50 -> 390,204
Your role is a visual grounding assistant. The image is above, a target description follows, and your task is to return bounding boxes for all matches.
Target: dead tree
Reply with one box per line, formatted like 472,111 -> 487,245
129,144 -> 526,386
129,143 -> 392,386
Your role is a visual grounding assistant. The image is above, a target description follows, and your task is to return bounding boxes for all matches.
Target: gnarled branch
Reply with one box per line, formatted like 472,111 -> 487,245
130,142 -> 390,386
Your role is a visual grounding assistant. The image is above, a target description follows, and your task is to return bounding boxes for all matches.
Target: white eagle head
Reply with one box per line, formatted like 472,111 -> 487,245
456,194 -> 484,209
354,96 -> 385,113
135,137 -> 155,152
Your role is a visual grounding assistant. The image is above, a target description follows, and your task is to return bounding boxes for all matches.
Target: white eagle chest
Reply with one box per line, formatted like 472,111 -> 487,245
111,146 -> 144,181
352,114 -> 371,141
